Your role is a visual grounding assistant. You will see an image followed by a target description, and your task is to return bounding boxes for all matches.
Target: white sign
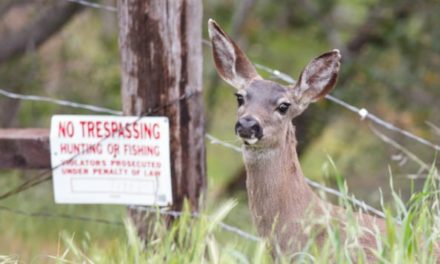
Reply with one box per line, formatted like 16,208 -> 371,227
50,115 -> 172,206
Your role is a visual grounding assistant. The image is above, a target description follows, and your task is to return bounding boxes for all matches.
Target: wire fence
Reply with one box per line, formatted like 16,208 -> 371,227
62,0 -> 440,151
0,89 -> 122,115
0,203 -> 263,242
0,86 -> 393,240
66,0 -> 117,12
0,89 -> 198,200
205,133 -> 390,221
254,64 -> 440,152
0,204 -> 124,226
0,89 -> 264,241
0,0 -> 437,242
0,86 -> 392,227
128,205 -> 262,242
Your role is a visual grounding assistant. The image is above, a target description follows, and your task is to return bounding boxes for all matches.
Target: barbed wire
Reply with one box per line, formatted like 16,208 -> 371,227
64,0 -> 440,151
0,90 -> 394,239
65,0 -> 117,12
0,0 -> 424,247
128,205 -> 262,242
0,26 -> 427,220
0,90 -> 199,200
4,0 -> 427,230
369,125 -> 439,179
0,204 -> 124,226
252,64 -> 440,152
0,87 -> 389,217
426,121 -> 440,137
0,88 -> 390,219
205,134 -> 389,221
0,93 -> 262,245
0,89 -> 254,243
205,134 -> 242,152
0,88 -> 122,115
0,203 -> 262,242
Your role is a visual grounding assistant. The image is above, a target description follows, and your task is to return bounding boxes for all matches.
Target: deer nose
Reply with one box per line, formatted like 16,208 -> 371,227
235,116 -> 263,140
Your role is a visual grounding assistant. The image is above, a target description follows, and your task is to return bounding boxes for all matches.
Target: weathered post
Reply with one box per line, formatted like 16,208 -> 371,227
117,0 -> 205,239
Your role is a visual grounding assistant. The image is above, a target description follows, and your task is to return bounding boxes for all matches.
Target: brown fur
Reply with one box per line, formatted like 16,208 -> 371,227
208,18 -> 439,262
243,125 -> 386,261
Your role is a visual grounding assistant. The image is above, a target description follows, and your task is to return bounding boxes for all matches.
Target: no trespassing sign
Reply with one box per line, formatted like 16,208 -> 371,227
50,115 -> 172,206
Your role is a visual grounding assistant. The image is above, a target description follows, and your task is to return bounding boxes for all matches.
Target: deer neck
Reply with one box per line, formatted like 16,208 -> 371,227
243,125 -> 321,239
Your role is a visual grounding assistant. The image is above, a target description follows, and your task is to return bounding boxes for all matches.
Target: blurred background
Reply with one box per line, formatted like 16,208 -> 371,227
0,0 -> 439,261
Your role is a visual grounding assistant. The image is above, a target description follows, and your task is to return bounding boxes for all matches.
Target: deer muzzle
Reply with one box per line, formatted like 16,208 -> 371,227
235,116 -> 263,145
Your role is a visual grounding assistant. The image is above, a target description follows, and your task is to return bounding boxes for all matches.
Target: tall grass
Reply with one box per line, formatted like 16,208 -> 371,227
300,165 -> 439,263
42,201 -> 272,264
1,166 -> 439,263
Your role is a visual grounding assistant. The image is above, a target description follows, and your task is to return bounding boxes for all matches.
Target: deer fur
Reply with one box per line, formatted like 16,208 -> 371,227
208,19 -> 390,261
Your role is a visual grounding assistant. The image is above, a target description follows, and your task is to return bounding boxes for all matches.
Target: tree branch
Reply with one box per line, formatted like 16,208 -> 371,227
0,1 -> 83,64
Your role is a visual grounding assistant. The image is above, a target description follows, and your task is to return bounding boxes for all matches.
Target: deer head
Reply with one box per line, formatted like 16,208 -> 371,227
208,19 -> 341,149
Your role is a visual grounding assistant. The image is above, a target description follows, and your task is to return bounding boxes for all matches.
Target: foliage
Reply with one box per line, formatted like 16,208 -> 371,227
2,167 -> 439,263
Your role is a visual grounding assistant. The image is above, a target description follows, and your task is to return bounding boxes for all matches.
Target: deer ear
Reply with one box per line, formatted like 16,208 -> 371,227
208,19 -> 260,89
292,49 -> 341,106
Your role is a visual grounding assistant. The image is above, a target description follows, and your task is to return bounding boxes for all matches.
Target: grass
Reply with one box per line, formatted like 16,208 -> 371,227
8,201 -> 271,264
2,165 -> 439,263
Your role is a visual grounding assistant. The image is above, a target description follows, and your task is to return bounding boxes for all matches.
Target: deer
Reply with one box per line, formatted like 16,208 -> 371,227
207,19 -> 390,262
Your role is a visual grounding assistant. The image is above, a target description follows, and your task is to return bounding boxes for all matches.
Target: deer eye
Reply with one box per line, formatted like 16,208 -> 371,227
235,93 -> 244,107
276,102 -> 291,115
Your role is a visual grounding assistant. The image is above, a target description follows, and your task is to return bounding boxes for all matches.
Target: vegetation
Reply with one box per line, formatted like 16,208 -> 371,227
0,0 -> 439,262
2,168 -> 439,263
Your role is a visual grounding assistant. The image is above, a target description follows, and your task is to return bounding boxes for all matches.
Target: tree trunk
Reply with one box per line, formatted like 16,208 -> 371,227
117,0 -> 205,240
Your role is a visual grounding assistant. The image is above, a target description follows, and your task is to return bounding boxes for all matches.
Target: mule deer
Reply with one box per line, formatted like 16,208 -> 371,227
208,19 -> 389,261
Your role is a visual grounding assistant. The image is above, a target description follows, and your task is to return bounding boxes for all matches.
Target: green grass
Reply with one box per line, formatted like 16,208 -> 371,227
2,166 -> 439,263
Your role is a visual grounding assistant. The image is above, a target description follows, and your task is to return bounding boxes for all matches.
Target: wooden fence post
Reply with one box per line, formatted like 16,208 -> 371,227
117,0 -> 206,239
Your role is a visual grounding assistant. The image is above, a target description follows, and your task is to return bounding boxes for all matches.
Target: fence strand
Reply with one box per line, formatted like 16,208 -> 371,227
0,88 -> 388,220
205,134 -> 390,221
0,0 -> 429,245
0,87 -> 390,219
0,88 -> 122,115
253,64 -> 440,152
0,90 -> 394,235
66,0 -> 117,12
62,0 -> 440,151
0,205 -> 123,226
0,204 -> 262,242
2,0 -> 426,232
0,90 -> 199,200
129,205 -> 262,242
